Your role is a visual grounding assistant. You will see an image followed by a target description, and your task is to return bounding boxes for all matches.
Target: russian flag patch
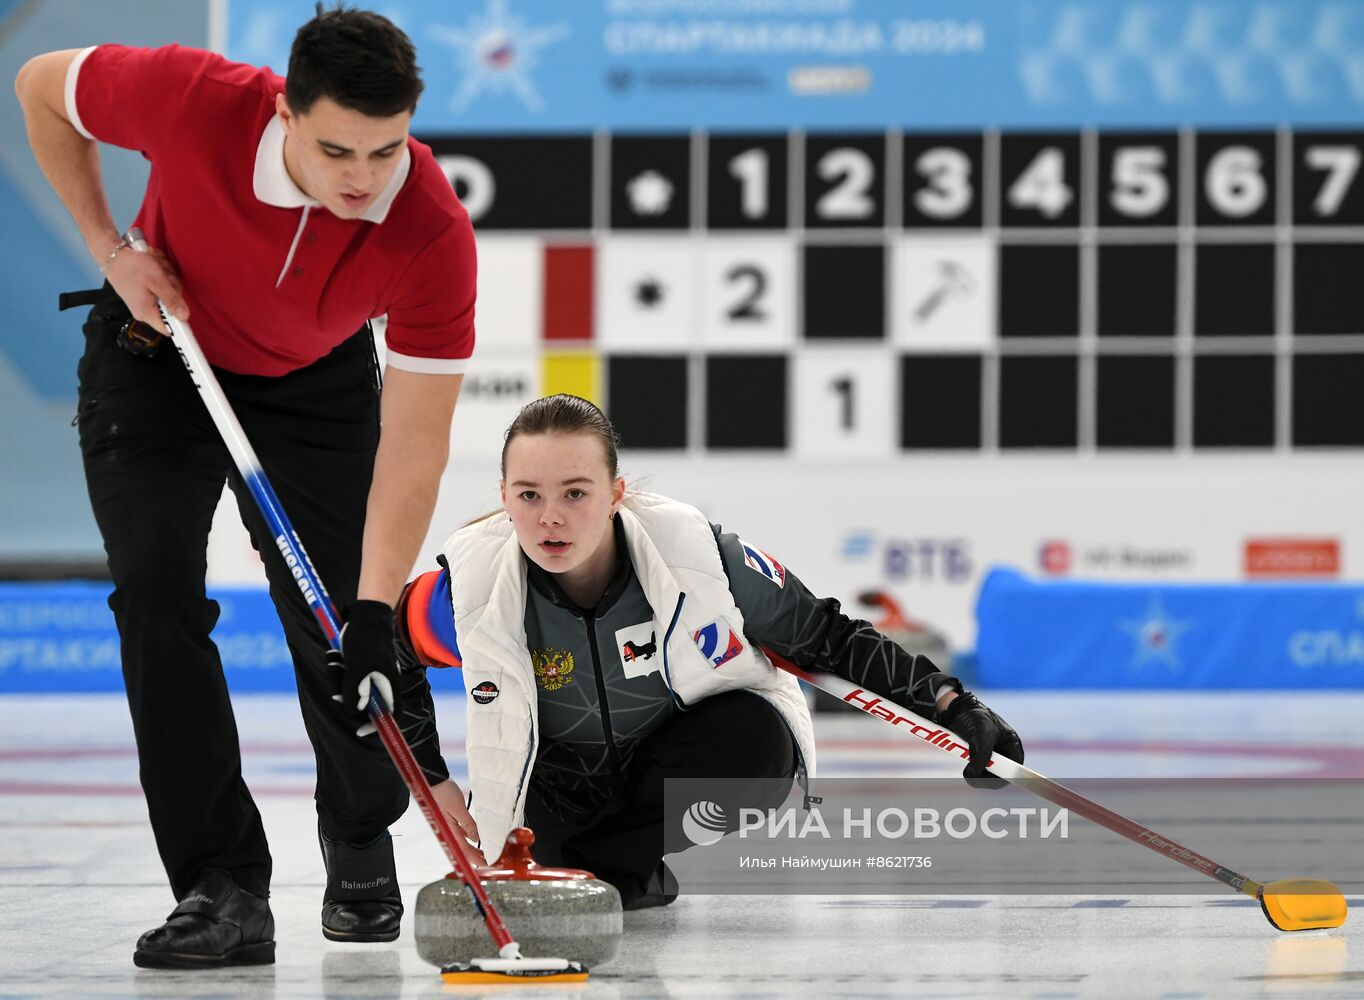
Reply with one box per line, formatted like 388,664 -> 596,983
740,541 -> 786,589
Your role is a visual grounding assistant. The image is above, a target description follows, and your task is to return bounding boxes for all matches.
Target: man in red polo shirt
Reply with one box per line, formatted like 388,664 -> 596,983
15,8 -> 478,968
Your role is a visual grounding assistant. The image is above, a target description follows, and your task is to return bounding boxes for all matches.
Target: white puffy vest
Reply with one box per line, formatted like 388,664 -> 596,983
443,491 -> 817,854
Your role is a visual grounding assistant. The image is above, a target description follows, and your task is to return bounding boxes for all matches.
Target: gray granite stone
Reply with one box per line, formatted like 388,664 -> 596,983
414,876 -> 623,968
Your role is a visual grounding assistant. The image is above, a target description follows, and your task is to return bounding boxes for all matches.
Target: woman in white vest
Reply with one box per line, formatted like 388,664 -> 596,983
396,395 -> 1024,909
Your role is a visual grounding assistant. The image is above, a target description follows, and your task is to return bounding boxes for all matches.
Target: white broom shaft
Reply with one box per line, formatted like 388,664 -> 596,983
126,233 -> 263,481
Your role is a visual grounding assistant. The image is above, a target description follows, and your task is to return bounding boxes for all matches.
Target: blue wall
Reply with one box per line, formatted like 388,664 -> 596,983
0,0 -> 209,564
976,569 -> 1364,689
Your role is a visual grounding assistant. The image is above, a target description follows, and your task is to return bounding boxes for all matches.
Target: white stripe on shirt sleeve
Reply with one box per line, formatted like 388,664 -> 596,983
384,351 -> 469,375
64,46 -> 98,140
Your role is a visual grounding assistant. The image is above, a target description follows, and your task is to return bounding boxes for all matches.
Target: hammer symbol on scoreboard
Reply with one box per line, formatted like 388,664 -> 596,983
913,260 -> 975,324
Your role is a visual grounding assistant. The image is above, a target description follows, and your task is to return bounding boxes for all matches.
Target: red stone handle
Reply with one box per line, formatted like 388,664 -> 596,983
449,827 -> 597,882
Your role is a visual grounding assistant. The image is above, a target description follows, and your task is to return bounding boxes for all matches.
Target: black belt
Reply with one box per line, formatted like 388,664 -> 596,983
57,287 -> 106,311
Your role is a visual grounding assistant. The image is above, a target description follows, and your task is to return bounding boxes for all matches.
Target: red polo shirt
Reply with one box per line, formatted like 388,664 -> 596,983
66,44 -> 475,376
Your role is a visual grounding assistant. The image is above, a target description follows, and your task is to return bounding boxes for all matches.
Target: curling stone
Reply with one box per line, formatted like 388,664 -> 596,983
414,827 -> 623,969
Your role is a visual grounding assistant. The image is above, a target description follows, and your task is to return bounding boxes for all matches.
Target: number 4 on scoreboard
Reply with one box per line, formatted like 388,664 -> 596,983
1000,133 -> 1081,228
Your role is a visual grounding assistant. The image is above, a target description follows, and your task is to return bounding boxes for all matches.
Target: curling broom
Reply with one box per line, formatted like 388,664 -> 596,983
766,648 -> 1347,932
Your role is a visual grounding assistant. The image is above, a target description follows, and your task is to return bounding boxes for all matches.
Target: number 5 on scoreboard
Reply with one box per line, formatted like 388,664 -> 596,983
1098,133 -> 1179,227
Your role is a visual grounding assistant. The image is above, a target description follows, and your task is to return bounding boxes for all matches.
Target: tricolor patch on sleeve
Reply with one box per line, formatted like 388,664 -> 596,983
405,569 -> 462,668
740,541 -> 786,589
693,619 -> 744,668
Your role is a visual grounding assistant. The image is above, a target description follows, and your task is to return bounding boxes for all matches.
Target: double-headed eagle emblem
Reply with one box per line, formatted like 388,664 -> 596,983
532,646 -> 575,691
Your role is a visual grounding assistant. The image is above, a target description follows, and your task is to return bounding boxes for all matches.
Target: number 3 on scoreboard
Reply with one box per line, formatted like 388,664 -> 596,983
914,147 -> 974,221
903,135 -> 983,228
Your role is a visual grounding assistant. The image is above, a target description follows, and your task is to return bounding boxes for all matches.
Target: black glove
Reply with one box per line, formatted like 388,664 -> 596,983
328,600 -> 400,737
938,692 -> 1024,788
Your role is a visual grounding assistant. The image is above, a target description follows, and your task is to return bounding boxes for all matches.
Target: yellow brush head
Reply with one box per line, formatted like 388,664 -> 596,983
440,969 -> 590,985
440,959 -> 590,984
1259,879 -> 1349,931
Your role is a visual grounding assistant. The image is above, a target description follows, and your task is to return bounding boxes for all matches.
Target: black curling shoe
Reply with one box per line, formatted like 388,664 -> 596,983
319,826 -> 403,942
621,861 -> 680,911
133,869 -> 275,968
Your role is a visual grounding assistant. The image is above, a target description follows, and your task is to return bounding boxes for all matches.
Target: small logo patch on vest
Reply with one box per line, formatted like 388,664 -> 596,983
740,541 -> 786,588
471,681 -> 499,704
616,620 -> 662,679
622,634 -> 656,661
693,620 -> 744,668
532,646 -> 575,691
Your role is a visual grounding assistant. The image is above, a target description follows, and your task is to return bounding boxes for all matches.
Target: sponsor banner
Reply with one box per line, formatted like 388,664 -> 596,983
840,531 -> 974,585
226,0 -> 1364,131
0,583 -> 468,695
0,583 -> 289,693
1245,538 -> 1341,579
199,454 -> 1364,669
1038,540 -> 1195,577
664,777 -> 1363,894
976,568 -> 1364,689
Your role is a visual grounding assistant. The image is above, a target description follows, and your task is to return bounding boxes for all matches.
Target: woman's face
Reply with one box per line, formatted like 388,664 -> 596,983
500,432 -> 625,579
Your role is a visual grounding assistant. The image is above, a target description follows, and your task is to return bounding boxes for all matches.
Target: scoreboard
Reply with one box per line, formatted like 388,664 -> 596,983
427,127 -> 1364,457
221,0 -> 1364,460
201,0 -> 1364,645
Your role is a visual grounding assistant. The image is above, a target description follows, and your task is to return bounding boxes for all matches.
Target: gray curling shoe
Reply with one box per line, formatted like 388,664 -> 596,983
414,828 -> 623,969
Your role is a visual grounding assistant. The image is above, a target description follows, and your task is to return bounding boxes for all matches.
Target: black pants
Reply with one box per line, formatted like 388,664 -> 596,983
76,289 -> 407,899
524,691 -> 798,905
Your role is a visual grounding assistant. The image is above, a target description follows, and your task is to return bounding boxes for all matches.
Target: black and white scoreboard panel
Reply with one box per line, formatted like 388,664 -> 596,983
423,129 -> 1364,455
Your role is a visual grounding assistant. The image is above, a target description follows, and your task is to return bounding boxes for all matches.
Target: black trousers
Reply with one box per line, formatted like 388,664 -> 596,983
76,289 -> 407,899
524,691 -> 798,905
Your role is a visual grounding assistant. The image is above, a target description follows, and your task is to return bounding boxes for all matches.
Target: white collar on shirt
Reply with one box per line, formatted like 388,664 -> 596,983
252,114 -> 410,224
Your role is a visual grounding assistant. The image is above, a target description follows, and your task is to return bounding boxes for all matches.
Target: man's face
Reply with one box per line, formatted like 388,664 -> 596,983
276,94 -> 411,219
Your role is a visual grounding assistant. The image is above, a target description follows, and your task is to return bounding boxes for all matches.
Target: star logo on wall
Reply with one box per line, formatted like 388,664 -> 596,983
1119,593 -> 1194,669
427,0 -> 570,113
